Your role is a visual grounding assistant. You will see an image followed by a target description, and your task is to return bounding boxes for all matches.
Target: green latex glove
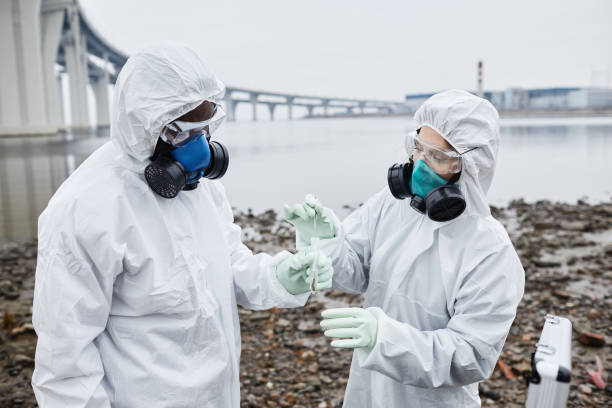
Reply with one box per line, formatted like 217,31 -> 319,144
284,194 -> 336,242
320,307 -> 378,348
275,249 -> 333,295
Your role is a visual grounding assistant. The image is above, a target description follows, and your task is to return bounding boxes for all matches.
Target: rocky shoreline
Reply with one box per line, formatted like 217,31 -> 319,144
1,200 -> 611,407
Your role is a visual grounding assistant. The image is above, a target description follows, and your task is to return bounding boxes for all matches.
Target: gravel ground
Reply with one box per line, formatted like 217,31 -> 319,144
1,200 -> 610,407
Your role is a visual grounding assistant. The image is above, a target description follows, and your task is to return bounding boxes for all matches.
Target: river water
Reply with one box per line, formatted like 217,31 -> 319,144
1,117 -> 611,243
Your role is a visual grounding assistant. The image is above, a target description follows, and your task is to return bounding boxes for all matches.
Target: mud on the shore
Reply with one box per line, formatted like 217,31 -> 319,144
1,200 -> 611,407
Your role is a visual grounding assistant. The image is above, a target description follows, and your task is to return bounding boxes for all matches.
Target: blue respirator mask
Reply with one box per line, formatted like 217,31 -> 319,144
145,106 -> 229,199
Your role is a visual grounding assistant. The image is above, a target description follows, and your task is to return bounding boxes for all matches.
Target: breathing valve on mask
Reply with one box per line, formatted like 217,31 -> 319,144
387,158 -> 466,222
145,134 -> 229,199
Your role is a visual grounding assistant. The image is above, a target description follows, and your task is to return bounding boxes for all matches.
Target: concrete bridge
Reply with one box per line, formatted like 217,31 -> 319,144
0,0 -> 410,136
223,88 -> 411,121
0,0 -> 127,135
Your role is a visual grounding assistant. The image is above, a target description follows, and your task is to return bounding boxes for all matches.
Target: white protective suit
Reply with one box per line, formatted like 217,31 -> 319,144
305,90 -> 525,407
32,44 -> 309,408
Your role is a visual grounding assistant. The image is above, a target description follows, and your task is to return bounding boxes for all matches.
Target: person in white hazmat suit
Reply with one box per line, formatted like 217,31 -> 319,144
284,90 -> 525,407
31,44 -> 333,407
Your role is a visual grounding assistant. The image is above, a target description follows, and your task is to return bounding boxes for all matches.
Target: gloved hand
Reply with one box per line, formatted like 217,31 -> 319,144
320,307 -> 378,348
284,194 -> 336,242
275,249 -> 333,295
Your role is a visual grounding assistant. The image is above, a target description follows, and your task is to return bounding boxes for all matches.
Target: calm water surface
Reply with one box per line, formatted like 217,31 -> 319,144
1,117 -> 611,243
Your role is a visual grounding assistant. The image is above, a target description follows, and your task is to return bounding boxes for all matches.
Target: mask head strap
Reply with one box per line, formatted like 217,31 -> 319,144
151,137 -> 173,161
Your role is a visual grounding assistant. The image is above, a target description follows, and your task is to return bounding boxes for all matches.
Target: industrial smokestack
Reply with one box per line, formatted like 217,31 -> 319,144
477,61 -> 483,97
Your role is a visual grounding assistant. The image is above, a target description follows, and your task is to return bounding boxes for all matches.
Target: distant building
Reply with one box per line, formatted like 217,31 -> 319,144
404,93 -> 435,111
523,88 -> 579,109
566,88 -> 612,109
405,87 -> 612,111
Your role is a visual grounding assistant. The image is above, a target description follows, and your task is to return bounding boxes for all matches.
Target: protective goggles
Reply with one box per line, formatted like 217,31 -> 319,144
405,131 -> 475,175
160,104 -> 226,147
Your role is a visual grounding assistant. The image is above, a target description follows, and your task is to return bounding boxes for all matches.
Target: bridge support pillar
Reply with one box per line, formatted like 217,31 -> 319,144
224,92 -> 235,121
250,92 -> 258,122
91,67 -> 110,128
322,99 -> 330,117
41,5 -> 65,129
358,102 -> 366,114
230,101 -> 240,121
92,79 -> 109,127
0,0 -> 54,135
267,103 -> 277,121
65,6 -> 90,130
306,105 -> 314,117
286,96 -> 294,120
56,73 -> 65,128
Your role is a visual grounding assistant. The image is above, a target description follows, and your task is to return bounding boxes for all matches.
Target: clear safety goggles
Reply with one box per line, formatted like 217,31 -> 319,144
405,131 -> 470,175
160,104 -> 226,147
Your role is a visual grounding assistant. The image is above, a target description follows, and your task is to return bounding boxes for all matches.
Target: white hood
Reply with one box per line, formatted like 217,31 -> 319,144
413,89 -> 500,217
111,43 -> 226,164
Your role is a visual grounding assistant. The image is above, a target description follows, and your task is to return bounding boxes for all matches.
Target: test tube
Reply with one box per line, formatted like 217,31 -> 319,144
310,211 -> 319,292
310,236 -> 320,292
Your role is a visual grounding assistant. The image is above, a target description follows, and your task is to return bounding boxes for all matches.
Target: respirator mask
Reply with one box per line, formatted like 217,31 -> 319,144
387,130 -> 476,222
145,104 -> 229,198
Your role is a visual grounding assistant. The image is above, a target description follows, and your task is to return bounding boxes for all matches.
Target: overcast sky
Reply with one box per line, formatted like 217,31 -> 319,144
80,0 -> 612,100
